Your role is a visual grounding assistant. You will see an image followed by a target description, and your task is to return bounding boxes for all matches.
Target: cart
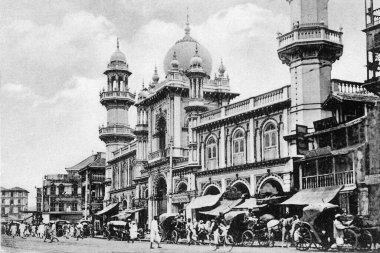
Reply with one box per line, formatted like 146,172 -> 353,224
158,213 -> 179,243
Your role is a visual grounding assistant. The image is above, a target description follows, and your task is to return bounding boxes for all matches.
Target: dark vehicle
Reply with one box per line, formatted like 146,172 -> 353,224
80,220 -> 91,238
292,203 -> 358,251
241,214 -> 277,247
106,221 -> 128,241
158,213 -> 180,243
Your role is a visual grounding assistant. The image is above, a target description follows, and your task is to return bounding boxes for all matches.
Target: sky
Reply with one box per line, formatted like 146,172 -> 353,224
0,0 -> 366,209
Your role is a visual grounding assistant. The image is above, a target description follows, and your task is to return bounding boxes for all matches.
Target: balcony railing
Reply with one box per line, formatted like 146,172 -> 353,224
302,171 -> 354,189
111,141 -> 137,160
148,149 -> 167,161
332,79 -> 371,95
91,174 -> 105,182
148,147 -> 189,162
100,91 -> 135,103
99,125 -> 134,137
200,86 -> 289,124
278,26 -> 342,49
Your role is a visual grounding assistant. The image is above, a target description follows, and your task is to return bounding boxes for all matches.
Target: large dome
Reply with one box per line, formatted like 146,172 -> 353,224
163,35 -> 212,76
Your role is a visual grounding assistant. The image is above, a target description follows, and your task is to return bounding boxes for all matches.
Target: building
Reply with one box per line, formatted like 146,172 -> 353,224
41,172 -> 82,223
97,0 -> 380,227
36,187 -> 42,212
1,187 -> 29,220
76,152 -> 106,218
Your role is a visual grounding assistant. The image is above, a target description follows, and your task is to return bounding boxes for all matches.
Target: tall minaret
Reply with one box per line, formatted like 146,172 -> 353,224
277,0 -> 343,131
185,45 -> 208,166
99,39 -> 136,203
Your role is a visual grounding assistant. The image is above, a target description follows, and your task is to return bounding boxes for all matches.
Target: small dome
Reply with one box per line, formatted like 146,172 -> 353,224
152,66 -> 160,83
138,84 -> 149,100
190,45 -> 203,67
218,59 -> 226,75
170,51 -> 179,70
110,38 -> 126,63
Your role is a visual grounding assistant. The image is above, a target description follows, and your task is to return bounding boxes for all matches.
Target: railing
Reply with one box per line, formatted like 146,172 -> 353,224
100,90 -> 135,101
332,79 -> 370,94
225,99 -> 250,116
99,125 -> 134,136
278,26 -> 342,48
112,141 -> 136,158
336,171 -> 354,185
107,62 -> 129,71
91,174 -> 105,182
302,171 -> 354,189
253,87 -> 287,108
148,149 -> 167,161
200,109 -> 221,123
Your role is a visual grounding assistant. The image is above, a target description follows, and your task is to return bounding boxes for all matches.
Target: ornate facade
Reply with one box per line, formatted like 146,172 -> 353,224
99,0 -> 380,227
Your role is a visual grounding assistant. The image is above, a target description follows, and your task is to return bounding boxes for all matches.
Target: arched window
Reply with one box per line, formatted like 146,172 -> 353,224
233,130 -> 245,165
156,116 -> 166,150
58,184 -> 65,195
177,182 -> 188,193
263,123 -> 278,160
206,137 -> 217,170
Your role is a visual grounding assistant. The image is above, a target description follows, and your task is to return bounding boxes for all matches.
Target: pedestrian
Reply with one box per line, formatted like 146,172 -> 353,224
63,223 -> 70,239
150,216 -> 161,249
43,224 -> 51,242
49,222 -> 59,243
38,223 -> 44,238
333,214 -> 347,251
130,220 -> 138,243
186,218 -> 194,245
10,223 -> 17,238
76,223 -> 83,240
126,218 -> 131,242
19,222 -> 26,238
70,224 -> 75,237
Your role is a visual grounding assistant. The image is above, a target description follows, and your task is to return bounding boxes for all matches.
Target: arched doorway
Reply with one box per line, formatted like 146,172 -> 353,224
155,177 -> 167,216
203,185 -> 221,196
259,179 -> 283,197
231,182 -> 250,196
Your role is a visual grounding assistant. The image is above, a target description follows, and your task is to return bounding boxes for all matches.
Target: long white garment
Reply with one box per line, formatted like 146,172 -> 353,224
150,219 -> 160,243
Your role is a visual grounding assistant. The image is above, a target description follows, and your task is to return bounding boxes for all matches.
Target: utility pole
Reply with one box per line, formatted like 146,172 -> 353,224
167,136 -> 174,214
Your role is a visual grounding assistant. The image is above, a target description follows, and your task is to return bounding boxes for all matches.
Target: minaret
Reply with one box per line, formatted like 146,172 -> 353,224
277,0 -> 343,131
135,81 -> 149,163
185,45 -> 208,165
99,39 -> 136,203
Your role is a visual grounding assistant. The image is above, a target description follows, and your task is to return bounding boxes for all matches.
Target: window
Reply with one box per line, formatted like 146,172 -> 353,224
58,184 -> 64,195
263,123 -> 278,160
59,203 -> 64,212
50,185 -> 56,195
1,207 -> 4,215
72,203 -> 77,211
206,137 -> 217,170
10,199 -> 13,205
18,199 -> 21,204
72,184 -> 78,196
10,192 -> 13,197
2,192 -> 4,196
233,130 -> 245,165
1,199 -> 4,204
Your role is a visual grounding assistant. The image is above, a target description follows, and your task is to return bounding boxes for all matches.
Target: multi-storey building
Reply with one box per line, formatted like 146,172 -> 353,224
1,187 -> 29,220
36,187 -> 42,212
97,0 -> 380,227
76,152 -> 106,218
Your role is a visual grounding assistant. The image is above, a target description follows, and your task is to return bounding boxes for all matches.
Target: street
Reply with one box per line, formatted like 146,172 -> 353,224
1,235 -> 303,253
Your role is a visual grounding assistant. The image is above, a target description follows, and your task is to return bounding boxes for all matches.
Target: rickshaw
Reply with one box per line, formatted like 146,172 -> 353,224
292,203 -> 358,251
79,219 -> 91,237
158,213 -> 181,243
225,211 -> 249,244
241,213 -> 278,247
106,220 -> 128,241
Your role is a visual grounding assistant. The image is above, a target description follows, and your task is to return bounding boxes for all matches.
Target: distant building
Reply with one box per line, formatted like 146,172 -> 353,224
36,187 -> 42,212
1,187 -> 29,220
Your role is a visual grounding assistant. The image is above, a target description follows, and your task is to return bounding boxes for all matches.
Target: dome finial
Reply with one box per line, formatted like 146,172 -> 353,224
117,37 -> 120,49
195,43 -> 199,55
218,58 -> 226,76
185,7 -> 190,35
152,64 -> 160,83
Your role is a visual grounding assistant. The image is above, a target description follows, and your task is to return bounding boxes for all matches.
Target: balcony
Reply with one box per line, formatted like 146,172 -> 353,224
148,149 -> 167,161
277,25 -> 343,50
91,174 -> 105,182
148,147 -> 189,162
302,171 -> 354,189
99,91 -> 135,105
332,79 -> 371,95
99,125 -> 135,142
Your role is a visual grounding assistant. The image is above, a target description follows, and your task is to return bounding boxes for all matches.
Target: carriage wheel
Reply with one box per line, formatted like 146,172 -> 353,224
170,230 -> 178,244
358,230 -> 373,250
344,229 -> 358,250
294,226 -> 312,251
241,230 -> 255,247
258,231 -> 269,247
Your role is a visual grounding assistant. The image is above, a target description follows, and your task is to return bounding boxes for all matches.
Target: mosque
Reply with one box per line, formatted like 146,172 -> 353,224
96,0 -> 380,228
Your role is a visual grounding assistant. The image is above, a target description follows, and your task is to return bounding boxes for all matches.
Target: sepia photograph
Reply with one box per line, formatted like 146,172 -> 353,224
1,0 -> 380,252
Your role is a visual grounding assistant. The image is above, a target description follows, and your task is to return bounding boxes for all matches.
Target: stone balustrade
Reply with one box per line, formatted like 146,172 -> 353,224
99,125 -> 134,135
331,79 -> 369,94
200,108 -> 221,123
278,26 -> 342,49
100,91 -> 135,102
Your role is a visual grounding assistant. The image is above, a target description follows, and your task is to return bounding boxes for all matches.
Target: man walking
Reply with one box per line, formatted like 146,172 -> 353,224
49,222 -> 59,243
150,216 -> 161,249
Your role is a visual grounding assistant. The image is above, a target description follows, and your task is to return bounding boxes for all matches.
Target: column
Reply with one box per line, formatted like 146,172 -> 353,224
201,141 -> 205,170
250,174 -> 255,196
226,135 -> 231,167
174,95 -> 181,148
221,178 -> 227,193
148,176 -> 153,228
219,126 -> 225,168
249,118 -> 254,163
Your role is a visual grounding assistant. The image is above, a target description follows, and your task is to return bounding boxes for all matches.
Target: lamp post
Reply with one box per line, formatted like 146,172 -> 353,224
167,136 -> 174,214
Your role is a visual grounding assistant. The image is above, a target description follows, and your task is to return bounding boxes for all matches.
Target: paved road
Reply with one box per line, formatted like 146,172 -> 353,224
1,235 -> 302,253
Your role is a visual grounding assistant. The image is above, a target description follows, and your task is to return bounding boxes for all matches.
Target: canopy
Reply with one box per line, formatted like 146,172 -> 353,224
186,194 -> 222,210
199,199 -> 242,216
95,203 -> 119,216
111,210 -> 132,220
281,185 -> 342,205
301,203 -> 340,224
107,220 -> 127,226
159,213 -> 179,225
260,214 -> 275,222
233,198 -> 267,210
225,211 -> 247,222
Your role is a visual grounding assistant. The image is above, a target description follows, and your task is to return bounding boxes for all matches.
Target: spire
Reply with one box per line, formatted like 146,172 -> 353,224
185,7 -> 190,35
195,43 -> 199,55
218,58 -> 226,76
152,64 -> 159,83
117,37 -> 119,50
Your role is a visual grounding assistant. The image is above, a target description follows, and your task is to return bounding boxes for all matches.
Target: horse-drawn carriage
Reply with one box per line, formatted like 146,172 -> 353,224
292,203 -> 374,251
158,213 -> 181,243
106,220 -> 129,241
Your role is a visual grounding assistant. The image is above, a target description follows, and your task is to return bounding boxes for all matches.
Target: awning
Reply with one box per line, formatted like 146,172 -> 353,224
233,198 -> 267,210
340,184 -> 356,193
199,199 -> 242,216
111,210 -> 132,220
186,194 -> 222,210
95,203 -> 119,216
281,185 -> 342,205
